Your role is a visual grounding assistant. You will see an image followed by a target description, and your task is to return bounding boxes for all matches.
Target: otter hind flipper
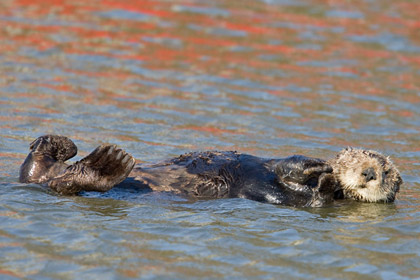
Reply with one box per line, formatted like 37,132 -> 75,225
29,135 -> 78,161
19,135 -> 78,184
48,145 -> 136,195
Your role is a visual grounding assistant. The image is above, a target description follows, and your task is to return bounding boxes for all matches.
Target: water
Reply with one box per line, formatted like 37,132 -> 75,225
1,0 -> 419,278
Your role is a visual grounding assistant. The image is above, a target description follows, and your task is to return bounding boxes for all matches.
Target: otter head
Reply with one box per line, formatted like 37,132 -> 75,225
329,148 -> 402,203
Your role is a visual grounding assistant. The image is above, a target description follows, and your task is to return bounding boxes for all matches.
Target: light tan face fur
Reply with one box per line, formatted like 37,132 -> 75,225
329,148 -> 402,203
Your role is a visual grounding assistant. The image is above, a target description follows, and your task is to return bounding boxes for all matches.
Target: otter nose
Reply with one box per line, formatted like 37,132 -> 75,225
362,167 -> 376,182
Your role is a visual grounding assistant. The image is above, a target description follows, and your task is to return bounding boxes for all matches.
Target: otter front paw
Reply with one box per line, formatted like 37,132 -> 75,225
308,173 -> 337,207
48,145 -> 136,195
275,155 -> 333,187
30,135 -> 77,162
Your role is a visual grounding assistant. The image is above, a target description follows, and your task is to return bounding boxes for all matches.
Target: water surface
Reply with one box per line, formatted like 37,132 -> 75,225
1,0 -> 419,279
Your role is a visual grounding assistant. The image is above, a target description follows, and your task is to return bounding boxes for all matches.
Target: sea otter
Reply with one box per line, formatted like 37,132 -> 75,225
19,135 -> 402,207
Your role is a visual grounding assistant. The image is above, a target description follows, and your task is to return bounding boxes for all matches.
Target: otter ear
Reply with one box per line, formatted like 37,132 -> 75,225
395,174 -> 403,192
335,147 -> 352,160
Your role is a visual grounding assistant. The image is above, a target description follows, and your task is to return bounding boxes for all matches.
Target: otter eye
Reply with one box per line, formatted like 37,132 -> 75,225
384,170 -> 390,176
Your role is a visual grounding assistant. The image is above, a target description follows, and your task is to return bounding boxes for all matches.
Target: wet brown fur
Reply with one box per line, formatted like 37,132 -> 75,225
19,136 -> 402,206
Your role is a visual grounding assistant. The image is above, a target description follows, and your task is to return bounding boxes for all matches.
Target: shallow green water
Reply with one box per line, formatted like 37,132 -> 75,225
0,0 -> 419,279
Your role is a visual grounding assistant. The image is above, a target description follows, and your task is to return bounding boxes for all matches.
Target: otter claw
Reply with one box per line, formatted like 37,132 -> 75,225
116,150 -> 123,160
107,145 -> 115,155
122,154 -> 130,164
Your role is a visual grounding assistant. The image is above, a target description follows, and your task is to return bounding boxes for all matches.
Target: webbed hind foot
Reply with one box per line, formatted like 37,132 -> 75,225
29,135 -> 78,161
48,145 -> 136,195
20,135 -> 78,183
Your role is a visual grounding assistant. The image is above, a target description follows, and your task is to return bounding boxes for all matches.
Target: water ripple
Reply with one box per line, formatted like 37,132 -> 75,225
0,0 -> 419,278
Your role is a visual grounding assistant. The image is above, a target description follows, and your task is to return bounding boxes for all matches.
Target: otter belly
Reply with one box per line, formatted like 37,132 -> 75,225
128,151 -> 330,207
130,151 -> 241,198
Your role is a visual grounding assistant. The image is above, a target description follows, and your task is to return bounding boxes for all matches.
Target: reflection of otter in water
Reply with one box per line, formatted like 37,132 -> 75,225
19,135 -> 402,207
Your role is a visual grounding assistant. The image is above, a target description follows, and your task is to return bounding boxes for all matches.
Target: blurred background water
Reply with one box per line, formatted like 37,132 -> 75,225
0,0 -> 419,279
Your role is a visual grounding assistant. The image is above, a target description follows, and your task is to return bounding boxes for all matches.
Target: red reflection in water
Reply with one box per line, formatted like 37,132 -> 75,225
0,0 -> 419,155
175,125 -> 246,135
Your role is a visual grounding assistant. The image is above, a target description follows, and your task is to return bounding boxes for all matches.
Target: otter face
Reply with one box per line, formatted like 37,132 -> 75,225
329,148 -> 402,203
